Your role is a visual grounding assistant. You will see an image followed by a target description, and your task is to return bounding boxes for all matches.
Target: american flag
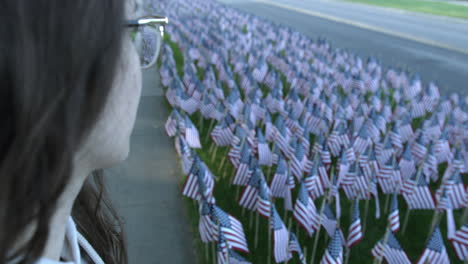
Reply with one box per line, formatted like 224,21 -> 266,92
230,126 -> 248,156
322,203 -> 338,238
271,205 -> 291,263
270,156 -> 289,197
434,129 -> 451,163
337,151 -> 350,186
305,166 -> 325,200
377,136 -> 394,166
288,232 -> 306,264
371,231 -> 411,264
399,144 -> 416,181
232,143 -> 252,186
291,141 -> 306,180
453,148 -> 465,172
378,156 -> 394,179
403,174 -> 435,210
184,115 -> 202,148
446,170 -> 466,209
417,226 -> 450,264
257,128 -> 273,165
239,167 -> 261,210
178,88 -> 199,114
217,226 -> 229,264
347,200 -> 363,248
353,125 -> 370,154
182,158 -> 214,201
257,178 -> 272,218
165,109 -> 182,137
389,123 -> 403,151
341,160 -> 357,186
212,205 -> 249,253
178,136 -> 194,175
412,133 -> 427,162
321,144 -> 333,166
449,223 -> 468,261
388,193 -> 400,233
211,116 -> 235,147
199,201 -> 217,243
320,229 -> 344,264
293,181 -> 320,236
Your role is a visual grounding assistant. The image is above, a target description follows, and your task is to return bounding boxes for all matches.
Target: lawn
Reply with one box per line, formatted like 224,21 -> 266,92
343,0 -> 468,19
161,34 -> 464,263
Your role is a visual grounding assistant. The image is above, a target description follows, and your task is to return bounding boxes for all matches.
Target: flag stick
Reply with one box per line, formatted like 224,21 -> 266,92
255,212 -> 260,249
304,246 -> 308,264
209,142 -> 216,155
198,112 -> 204,130
373,228 -> 391,264
285,219 -> 293,264
363,198 -> 370,234
344,247 -> 351,264
427,210 -> 442,239
211,146 -> 219,163
310,193 -> 329,264
218,154 -> 226,172
205,242 -> 209,263
384,193 -> 390,215
205,118 -> 216,143
268,224 -> 272,264
249,209 -> 253,229
212,242 -> 216,264
401,208 -> 411,235
402,165 -> 424,234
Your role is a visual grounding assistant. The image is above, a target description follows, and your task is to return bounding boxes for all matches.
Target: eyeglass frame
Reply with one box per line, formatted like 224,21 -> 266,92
124,15 -> 169,69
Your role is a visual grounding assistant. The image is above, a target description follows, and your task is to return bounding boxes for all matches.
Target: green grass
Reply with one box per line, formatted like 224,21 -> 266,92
343,0 -> 468,19
161,36 -> 465,263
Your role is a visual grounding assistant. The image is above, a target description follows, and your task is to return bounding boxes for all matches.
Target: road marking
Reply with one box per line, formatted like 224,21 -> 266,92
253,0 -> 468,55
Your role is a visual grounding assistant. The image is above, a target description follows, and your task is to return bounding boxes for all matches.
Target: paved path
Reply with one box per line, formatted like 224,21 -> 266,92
106,66 -> 196,264
221,0 -> 468,96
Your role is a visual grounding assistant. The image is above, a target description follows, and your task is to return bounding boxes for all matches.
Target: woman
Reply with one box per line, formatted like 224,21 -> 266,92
0,0 -> 166,263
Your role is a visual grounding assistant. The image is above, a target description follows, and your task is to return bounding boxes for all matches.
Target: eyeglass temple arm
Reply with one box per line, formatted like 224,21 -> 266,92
125,17 -> 169,27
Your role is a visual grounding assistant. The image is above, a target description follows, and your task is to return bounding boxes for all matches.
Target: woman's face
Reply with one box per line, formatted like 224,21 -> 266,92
76,23 -> 143,170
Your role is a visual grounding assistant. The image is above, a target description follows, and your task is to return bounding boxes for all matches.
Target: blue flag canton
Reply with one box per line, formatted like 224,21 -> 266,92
402,144 -> 413,161
328,229 -> 343,259
426,226 -> 445,252
240,144 -> 252,164
247,168 -> 261,189
276,157 -> 287,175
271,206 -> 285,231
386,232 -> 403,250
256,128 -> 267,144
323,204 -> 336,221
449,170 -> 463,184
297,181 -> 310,205
417,174 -> 429,186
213,206 -> 232,229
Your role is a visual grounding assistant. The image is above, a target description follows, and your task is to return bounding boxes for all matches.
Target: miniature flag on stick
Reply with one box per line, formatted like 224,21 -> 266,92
347,200 -> 363,248
417,226 -> 450,264
320,229 -> 344,264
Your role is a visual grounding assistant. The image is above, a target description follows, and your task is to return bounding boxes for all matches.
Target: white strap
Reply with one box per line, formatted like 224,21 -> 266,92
65,218 -> 81,264
76,232 -> 105,264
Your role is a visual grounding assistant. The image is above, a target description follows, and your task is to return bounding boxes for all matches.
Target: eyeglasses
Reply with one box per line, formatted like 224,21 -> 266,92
125,15 -> 169,69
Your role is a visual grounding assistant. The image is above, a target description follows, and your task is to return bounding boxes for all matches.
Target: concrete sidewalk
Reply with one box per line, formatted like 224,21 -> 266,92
106,66 -> 196,263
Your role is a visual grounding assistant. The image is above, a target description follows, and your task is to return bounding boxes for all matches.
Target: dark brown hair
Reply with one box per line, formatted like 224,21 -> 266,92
0,0 -> 128,263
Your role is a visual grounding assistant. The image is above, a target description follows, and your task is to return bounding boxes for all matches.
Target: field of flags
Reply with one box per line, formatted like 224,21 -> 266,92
148,0 -> 467,263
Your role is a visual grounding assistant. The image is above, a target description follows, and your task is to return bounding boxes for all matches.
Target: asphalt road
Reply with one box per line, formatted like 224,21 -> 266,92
221,0 -> 468,96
